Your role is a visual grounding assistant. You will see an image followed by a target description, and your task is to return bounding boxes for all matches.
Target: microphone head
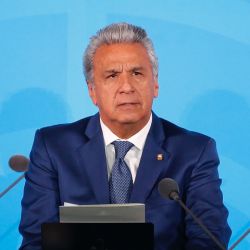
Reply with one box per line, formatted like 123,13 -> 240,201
8,155 -> 29,172
158,178 -> 180,200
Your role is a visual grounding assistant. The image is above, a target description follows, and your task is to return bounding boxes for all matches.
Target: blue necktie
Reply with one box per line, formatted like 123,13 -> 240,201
109,141 -> 134,203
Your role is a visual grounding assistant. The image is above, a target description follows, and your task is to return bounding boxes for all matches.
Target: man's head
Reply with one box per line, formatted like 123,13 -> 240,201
83,22 -> 158,82
83,23 -> 159,138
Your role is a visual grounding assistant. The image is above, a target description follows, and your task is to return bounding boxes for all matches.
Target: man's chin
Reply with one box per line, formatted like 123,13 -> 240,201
115,113 -> 148,125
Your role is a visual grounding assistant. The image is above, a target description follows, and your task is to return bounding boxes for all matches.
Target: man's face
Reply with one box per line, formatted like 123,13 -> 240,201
88,43 -> 159,134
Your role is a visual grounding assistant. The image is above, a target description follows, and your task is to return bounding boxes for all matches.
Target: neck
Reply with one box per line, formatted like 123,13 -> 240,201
109,123 -> 144,139
101,116 -> 151,139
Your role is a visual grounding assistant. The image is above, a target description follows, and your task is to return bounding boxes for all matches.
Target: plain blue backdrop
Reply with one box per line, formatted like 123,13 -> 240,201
0,1 -> 249,249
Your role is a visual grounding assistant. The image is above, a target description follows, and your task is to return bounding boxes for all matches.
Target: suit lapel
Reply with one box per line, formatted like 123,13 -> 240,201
75,114 -> 110,204
130,113 -> 171,203
74,113 -> 171,205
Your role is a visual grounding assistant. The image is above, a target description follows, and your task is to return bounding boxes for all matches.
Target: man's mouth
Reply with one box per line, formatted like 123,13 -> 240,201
118,101 -> 139,105
117,102 -> 140,109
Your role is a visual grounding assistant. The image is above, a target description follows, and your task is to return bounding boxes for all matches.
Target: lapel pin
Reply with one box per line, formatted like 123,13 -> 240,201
156,154 -> 164,161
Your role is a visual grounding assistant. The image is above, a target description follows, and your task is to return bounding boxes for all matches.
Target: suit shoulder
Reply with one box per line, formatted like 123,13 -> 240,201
156,118 -> 218,161
159,117 -> 213,144
37,116 -> 93,144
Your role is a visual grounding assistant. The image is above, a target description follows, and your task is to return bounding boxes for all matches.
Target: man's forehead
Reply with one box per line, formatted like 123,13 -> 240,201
93,42 -> 153,75
94,43 -> 150,64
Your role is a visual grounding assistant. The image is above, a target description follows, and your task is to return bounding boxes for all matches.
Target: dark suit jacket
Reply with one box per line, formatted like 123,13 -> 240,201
19,113 -> 231,249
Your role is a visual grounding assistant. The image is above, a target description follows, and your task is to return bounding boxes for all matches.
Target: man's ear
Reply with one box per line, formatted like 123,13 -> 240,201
87,82 -> 97,106
153,80 -> 159,98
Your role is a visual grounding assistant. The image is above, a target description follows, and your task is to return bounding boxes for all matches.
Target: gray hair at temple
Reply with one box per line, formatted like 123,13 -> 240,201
83,22 -> 158,83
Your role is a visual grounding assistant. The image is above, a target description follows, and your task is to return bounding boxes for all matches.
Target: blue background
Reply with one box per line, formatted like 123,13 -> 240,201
0,1 -> 249,249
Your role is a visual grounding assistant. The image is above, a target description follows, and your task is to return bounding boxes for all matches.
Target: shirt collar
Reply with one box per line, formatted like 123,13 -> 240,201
100,114 -> 152,150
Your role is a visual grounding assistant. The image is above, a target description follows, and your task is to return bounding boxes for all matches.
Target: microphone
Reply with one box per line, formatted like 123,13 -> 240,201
158,178 -> 226,250
0,155 -> 29,199
9,155 -> 29,172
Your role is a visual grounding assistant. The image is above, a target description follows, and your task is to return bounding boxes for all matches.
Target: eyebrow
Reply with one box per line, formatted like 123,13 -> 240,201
104,70 -> 121,74
104,66 -> 145,75
129,66 -> 144,72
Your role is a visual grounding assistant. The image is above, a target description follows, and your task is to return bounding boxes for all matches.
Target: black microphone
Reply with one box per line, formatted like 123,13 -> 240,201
0,155 -> 29,199
158,178 -> 226,250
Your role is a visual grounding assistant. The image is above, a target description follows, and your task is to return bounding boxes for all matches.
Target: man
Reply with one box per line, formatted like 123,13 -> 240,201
19,23 -> 231,249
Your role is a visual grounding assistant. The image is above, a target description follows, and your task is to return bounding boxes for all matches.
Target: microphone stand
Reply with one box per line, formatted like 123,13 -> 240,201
0,173 -> 25,199
171,192 -> 226,250
229,228 -> 250,250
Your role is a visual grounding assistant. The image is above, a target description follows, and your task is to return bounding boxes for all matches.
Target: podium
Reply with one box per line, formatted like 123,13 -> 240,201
42,222 -> 154,250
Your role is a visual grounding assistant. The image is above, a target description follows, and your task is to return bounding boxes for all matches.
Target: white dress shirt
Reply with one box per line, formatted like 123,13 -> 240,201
100,114 -> 152,183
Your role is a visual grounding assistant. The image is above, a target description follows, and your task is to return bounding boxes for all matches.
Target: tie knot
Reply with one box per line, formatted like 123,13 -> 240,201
112,141 -> 134,159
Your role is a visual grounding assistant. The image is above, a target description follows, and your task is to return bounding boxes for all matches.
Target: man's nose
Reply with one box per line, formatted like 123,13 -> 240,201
118,74 -> 134,93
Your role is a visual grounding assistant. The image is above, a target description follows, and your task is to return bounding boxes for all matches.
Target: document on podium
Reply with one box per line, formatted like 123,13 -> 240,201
59,203 -> 145,223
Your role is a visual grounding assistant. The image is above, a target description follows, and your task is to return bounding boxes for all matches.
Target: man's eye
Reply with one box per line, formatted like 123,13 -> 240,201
107,73 -> 117,79
133,71 -> 142,76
